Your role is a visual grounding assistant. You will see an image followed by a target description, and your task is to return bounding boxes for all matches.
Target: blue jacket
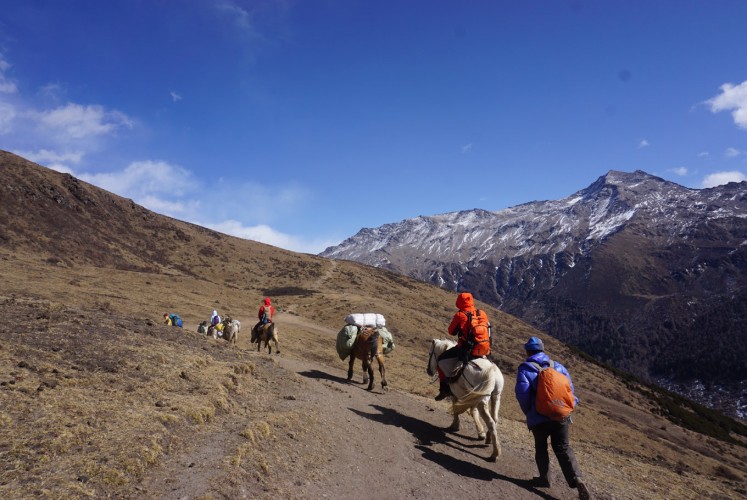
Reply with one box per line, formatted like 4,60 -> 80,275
514,352 -> 578,429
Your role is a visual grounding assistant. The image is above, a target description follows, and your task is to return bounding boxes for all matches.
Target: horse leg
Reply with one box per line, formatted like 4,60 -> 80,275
470,406 -> 486,440
273,337 -> 280,355
361,356 -> 369,386
376,354 -> 388,391
447,405 -> 467,433
476,401 -> 500,461
347,355 -> 355,381
364,358 -> 374,391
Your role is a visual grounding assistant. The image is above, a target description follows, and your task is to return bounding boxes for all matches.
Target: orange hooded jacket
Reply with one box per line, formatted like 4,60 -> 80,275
447,292 -> 490,357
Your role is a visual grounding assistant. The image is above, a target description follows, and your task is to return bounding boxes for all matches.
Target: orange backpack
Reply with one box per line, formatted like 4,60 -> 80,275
463,309 -> 491,358
530,361 -> 575,421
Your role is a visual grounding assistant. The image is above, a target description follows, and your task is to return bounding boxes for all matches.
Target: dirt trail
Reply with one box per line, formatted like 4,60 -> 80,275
273,355 -> 570,500
132,342 -> 587,500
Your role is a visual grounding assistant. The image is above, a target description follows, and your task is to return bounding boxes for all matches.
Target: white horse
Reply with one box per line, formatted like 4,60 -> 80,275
426,338 -> 504,461
222,319 -> 241,345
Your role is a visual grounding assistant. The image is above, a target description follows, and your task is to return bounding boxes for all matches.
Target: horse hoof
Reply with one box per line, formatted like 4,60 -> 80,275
488,454 -> 498,463
478,433 -> 487,441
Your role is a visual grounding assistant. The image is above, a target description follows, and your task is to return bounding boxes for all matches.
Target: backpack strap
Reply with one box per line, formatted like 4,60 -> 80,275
528,360 -> 554,372
463,311 -> 473,340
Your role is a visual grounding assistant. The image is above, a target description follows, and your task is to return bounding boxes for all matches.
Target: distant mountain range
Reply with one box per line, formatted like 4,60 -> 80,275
322,170 -> 747,418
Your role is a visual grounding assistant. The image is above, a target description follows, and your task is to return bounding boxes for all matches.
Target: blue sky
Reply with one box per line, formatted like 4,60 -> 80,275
1,1 -> 746,253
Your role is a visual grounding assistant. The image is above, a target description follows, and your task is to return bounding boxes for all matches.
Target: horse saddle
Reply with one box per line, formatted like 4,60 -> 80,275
454,358 -> 493,388
443,356 -> 489,383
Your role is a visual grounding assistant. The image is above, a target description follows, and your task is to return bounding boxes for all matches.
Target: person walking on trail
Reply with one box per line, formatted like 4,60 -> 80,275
434,291 -> 491,401
514,336 -> 591,500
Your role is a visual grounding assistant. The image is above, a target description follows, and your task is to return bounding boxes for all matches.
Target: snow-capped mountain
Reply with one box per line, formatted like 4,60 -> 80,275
322,170 -> 747,418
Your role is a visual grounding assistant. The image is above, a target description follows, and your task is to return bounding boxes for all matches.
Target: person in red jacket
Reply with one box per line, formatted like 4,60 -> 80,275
252,297 -> 276,343
258,297 -> 275,323
435,292 -> 491,400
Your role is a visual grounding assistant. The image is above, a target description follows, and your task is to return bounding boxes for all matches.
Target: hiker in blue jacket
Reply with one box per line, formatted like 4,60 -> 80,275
515,336 -> 591,500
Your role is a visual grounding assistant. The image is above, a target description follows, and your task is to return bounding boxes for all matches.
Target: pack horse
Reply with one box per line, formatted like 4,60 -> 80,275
348,327 -> 388,392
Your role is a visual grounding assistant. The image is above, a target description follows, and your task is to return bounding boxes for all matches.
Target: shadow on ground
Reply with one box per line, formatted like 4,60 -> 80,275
349,404 -> 555,499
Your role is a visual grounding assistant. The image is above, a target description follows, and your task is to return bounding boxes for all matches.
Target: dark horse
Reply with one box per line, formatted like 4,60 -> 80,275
251,322 -> 280,354
347,327 -> 388,391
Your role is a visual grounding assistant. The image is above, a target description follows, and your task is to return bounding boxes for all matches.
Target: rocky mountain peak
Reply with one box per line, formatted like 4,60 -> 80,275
321,169 -> 747,419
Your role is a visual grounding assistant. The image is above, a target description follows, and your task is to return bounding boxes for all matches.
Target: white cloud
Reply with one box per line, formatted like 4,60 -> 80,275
15,148 -> 84,165
670,167 -> 688,176
38,83 -> 64,101
73,158 -> 320,251
202,220 -> 337,253
701,170 -> 747,188
79,160 -> 197,201
725,147 -> 742,158
0,56 -> 18,94
638,139 -> 650,148
706,80 -> 747,130
170,91 -> 182,102
0,101 -> 16,133
35,102 -> 133,140
46,163 -> 76,175
461,143 -> 473,153
214,181 -> 308,224
138,195 -> 201,217
216,1 -> 259,35
698,151 -> 710,158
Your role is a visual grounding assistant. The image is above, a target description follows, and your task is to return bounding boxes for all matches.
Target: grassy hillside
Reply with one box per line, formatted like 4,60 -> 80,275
1,150 -> 746,498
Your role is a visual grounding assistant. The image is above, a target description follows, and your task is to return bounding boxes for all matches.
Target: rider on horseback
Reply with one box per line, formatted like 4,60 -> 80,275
435,292 -> 491,400
252,297 -> 275,343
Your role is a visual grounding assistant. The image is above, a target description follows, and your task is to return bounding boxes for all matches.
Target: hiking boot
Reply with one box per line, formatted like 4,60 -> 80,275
434,391 -> 449,401
574,477 -> 590,500
434,381 -> 451,401
530,476 -> 551,488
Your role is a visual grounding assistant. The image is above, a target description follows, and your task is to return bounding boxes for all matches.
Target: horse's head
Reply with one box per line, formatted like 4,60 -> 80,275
427,338 -> 456,377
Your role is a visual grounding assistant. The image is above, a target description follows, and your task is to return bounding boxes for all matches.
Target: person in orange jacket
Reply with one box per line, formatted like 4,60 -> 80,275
435,292 -> 491,400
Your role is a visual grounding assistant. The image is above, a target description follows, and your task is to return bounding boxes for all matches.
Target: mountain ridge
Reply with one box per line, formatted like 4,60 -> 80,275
321,170 -> 747,418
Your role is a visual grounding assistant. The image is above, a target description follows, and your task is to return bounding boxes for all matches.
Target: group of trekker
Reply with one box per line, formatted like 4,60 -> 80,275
436,291 -> 591,500
162,297 -> 278,341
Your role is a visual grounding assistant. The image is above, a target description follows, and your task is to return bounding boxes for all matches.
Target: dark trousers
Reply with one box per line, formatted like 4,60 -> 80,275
530,419 -> 582,487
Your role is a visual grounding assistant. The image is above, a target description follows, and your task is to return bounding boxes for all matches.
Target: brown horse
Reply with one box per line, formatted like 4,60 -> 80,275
347,327 -> 388,391
251,322 -> 280,354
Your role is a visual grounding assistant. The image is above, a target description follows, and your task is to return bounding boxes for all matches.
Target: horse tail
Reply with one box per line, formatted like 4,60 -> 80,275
367,331 -> 380,358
